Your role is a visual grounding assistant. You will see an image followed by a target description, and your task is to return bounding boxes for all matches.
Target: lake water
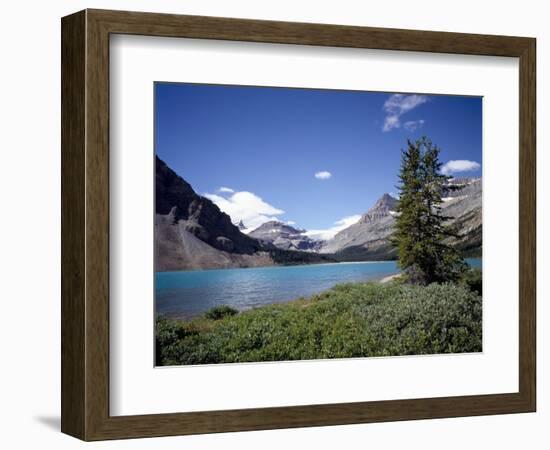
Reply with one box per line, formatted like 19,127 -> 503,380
156,258 -> 481,319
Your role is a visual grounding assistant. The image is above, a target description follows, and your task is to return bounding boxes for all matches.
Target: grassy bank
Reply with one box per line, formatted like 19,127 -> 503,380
156,277 -> 482,366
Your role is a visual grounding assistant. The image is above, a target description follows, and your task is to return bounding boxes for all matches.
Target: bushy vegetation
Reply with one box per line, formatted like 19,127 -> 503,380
156,281 -> 481,366
204,305 -> 239,320
460,267 -> 482,296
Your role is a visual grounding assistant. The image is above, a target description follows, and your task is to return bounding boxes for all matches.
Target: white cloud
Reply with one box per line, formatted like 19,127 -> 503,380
204,190 -> 284,231
286,220 -> 296,226
218,186 -> 234,193
304,214 -> 361,241
383,115 -> 400,132
382,94 -> 428,132
441,160 -> 481,175
403,119 -> 425,132
385,94 -> 428,115
315,171 -> 332,180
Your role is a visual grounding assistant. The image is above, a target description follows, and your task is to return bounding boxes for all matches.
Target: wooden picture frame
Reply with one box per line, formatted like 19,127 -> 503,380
61,9 -> 536,441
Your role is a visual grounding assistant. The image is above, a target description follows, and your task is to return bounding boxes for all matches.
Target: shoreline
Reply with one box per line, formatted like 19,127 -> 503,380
157,258 -> 398,275
380,273 -> 402,283
157,259 -> 480,320
157,255 -> 480,275
161,272 -> 402,321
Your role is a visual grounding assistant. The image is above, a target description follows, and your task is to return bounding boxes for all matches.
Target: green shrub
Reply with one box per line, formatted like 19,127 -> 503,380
155,316 -> 199,366
156,282 -> 482,366
204,305 -> 239,320
461,267 -> 482,296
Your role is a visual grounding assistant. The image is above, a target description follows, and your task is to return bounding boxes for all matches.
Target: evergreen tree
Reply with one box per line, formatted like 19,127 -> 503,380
392,137 -> 466,285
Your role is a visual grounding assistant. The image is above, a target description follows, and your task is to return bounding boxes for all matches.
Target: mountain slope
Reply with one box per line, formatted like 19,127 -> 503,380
320,193 -> 398,259
440,178 -> 482,255
156,209 -> 274,271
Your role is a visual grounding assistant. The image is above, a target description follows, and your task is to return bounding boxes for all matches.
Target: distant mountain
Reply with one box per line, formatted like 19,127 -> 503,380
320,193 -> 398,259
357,193 -> 398,224
248,221 -> 324,252
321,179 -> 482,260
155,157 -> 335,270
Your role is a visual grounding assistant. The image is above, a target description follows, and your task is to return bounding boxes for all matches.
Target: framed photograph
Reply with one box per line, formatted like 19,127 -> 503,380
61,9 -> 536,440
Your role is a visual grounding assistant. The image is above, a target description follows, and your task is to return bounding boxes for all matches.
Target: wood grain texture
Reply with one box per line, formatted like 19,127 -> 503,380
89,8 -> 532,56
518,39 -> 536,409
61,10 -> 86,439
85,10 -> 111,439
61,9 -> 537,441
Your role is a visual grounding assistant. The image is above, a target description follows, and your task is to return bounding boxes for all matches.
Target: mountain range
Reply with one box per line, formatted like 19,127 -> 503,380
155,157 -> 334,270
156,157 -> 481,271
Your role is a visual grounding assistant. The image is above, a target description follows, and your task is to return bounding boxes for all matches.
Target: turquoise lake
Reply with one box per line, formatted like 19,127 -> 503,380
156,258 -> 481,319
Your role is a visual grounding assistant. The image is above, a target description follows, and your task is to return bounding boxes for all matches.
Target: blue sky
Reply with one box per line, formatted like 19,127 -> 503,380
155,82 -> 482,238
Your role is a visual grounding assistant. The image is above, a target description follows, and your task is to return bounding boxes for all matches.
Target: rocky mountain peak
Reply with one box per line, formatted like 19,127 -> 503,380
375,193 -> 397,209
359,193 -> 398,224
257,220 -> 283,228
249,221 -> 322,252
250,221 -> 306,236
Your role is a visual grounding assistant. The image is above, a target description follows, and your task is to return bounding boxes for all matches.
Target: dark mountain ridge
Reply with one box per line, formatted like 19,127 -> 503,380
156,156 -> 260,255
